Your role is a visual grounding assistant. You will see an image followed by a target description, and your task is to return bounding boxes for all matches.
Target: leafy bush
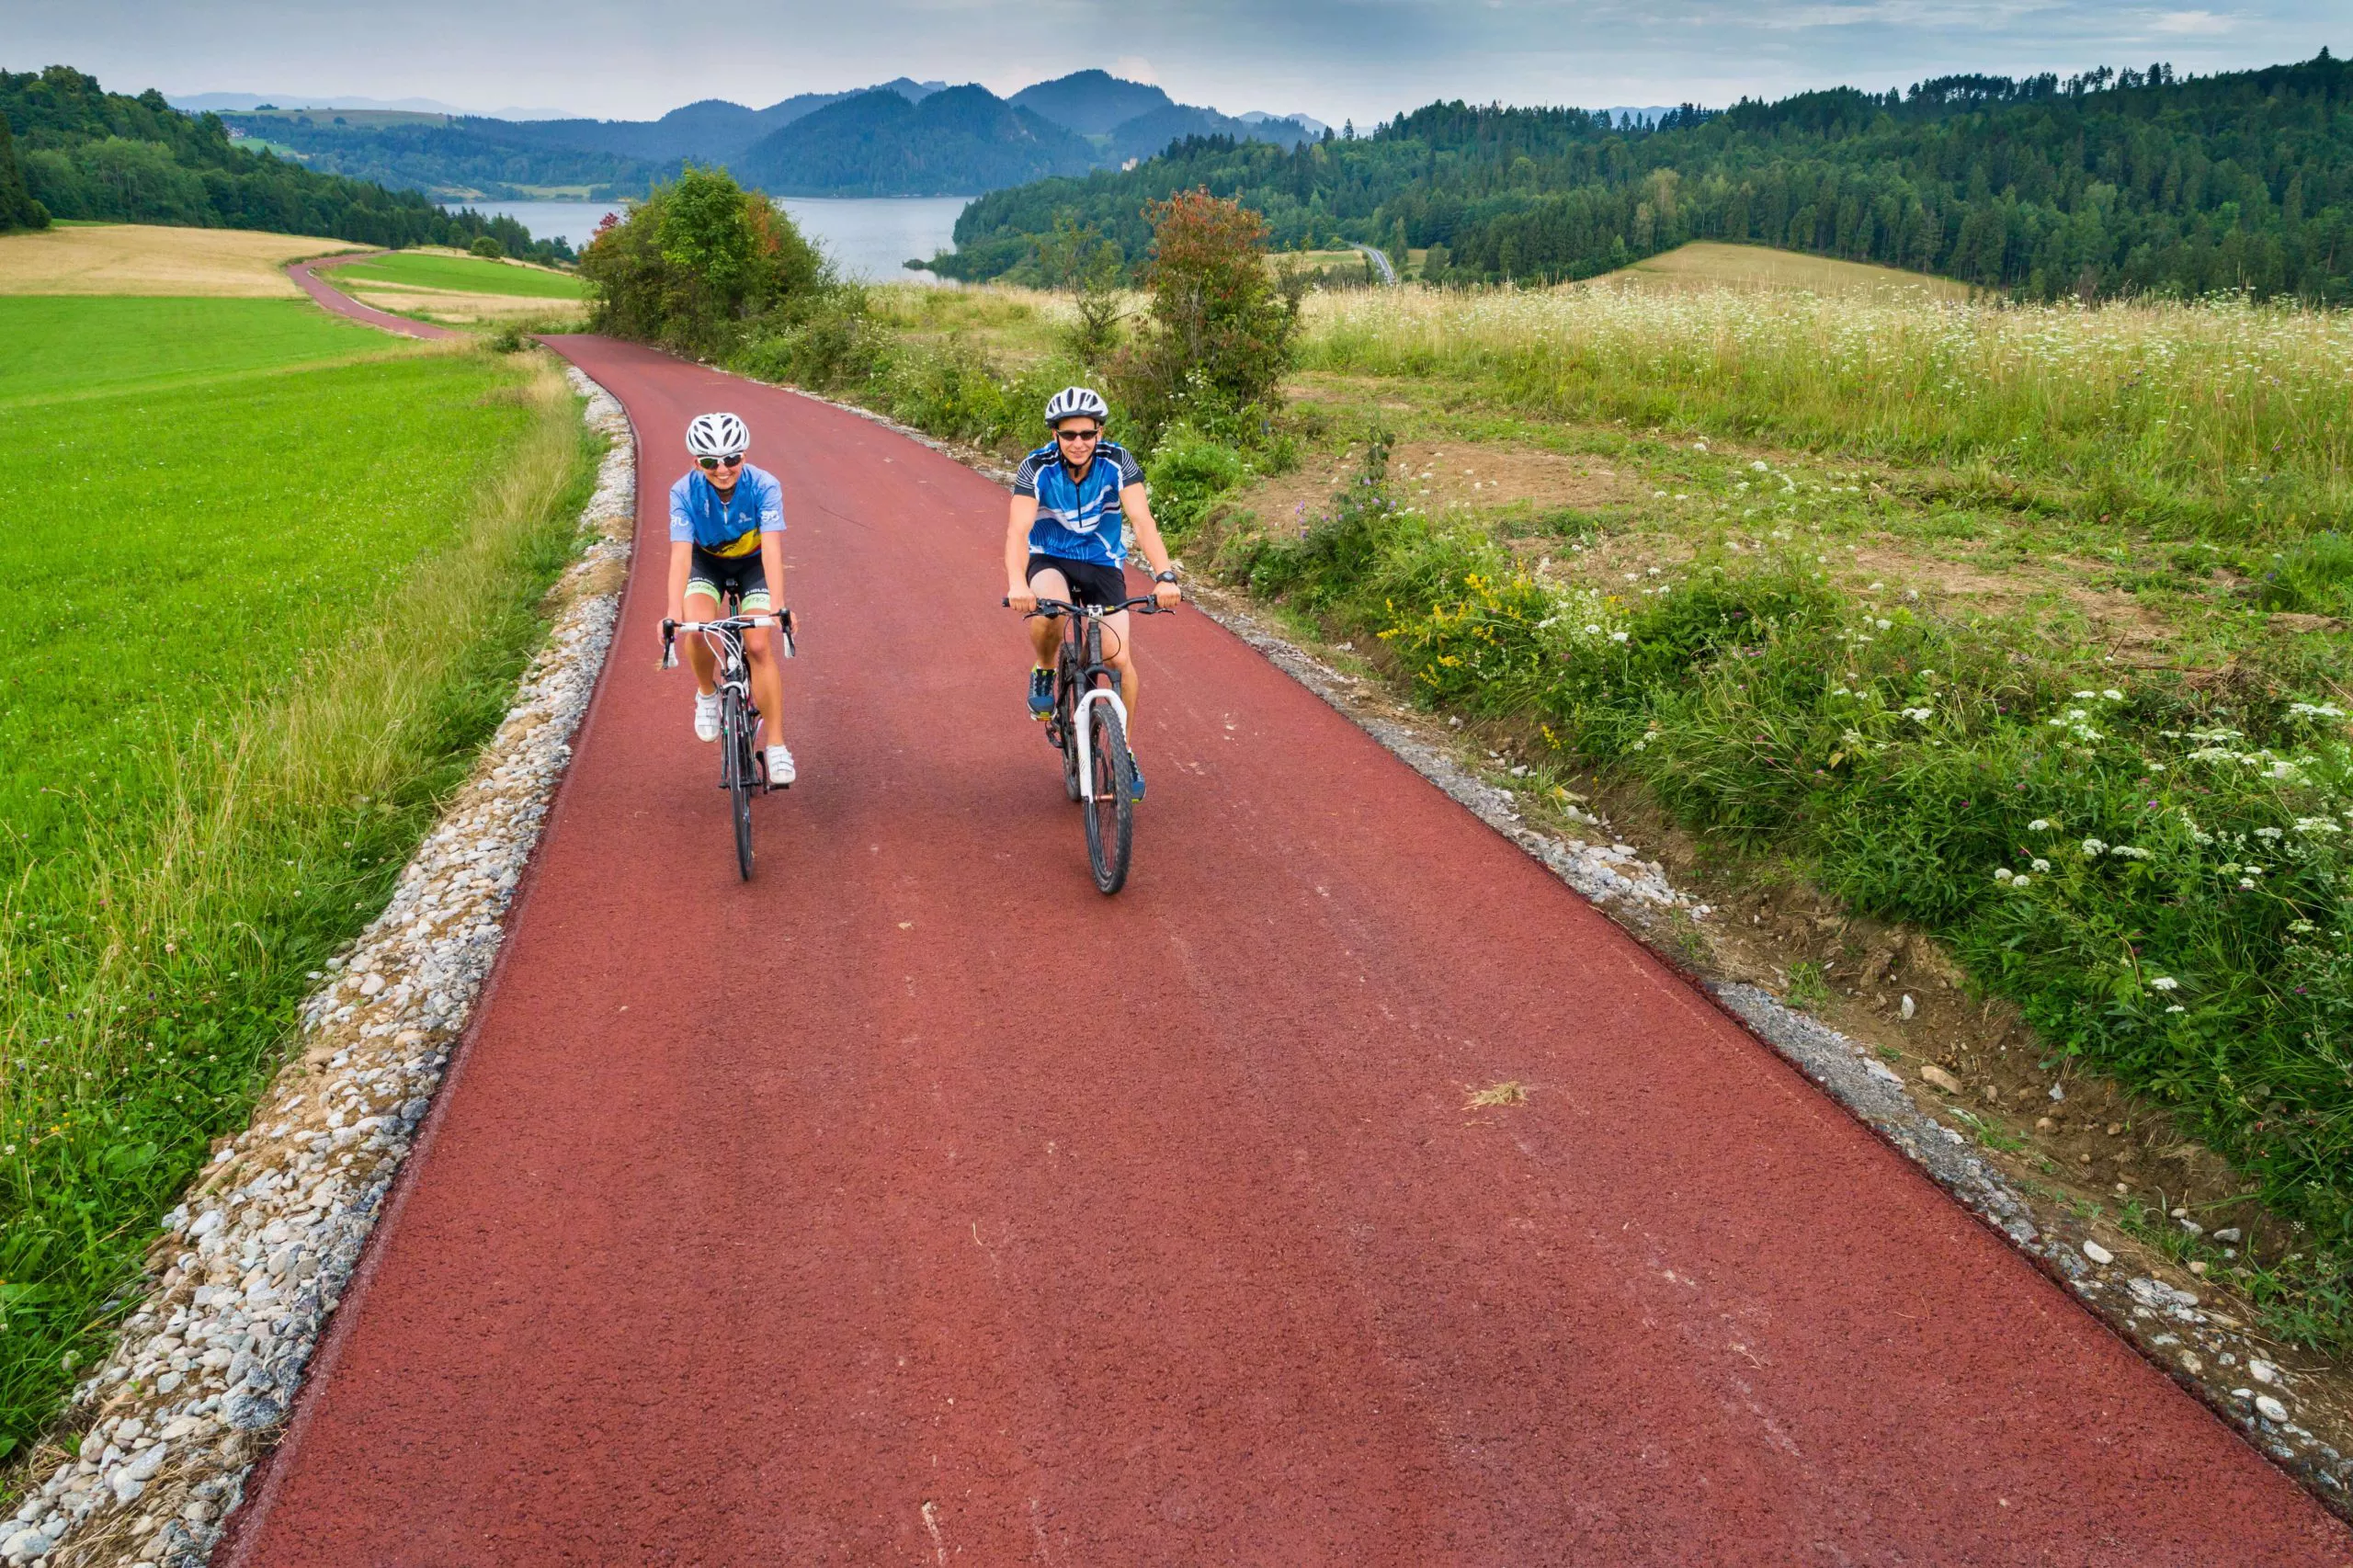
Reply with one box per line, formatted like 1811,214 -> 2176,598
1142,426 -> 1245,541
470,234 -> 504,259
578,165 -> 827,356
1111,188 -> 1303,444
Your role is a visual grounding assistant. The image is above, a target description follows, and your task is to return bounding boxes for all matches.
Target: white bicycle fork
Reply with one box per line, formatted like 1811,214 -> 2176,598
1070,687 -> 1131,803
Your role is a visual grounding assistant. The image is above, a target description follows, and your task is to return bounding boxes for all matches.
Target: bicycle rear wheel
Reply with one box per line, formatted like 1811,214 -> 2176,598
1082,700 -> 1133,894
723,687 -> 755,881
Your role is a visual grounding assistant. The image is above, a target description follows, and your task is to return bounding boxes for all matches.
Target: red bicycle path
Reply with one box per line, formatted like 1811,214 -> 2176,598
286,254 -> 461,341
216,323 -> 2350,1563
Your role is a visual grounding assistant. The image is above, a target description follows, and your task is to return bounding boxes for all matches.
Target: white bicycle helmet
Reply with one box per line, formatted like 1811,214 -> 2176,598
685,411 -> 750,459
1042,385 -> 1108,427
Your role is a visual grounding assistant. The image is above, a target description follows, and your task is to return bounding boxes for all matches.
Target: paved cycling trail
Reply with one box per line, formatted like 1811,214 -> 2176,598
223,329 -> 2349,1564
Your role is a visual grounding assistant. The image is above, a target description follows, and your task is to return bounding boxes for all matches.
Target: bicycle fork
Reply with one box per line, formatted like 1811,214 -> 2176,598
1070,687 -> 1131,802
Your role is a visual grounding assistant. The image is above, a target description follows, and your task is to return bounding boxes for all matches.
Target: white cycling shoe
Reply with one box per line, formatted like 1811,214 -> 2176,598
765,744 -> 796,787
692,691 -> 722,743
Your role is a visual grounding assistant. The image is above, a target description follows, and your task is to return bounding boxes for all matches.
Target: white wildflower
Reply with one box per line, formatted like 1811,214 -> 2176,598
1903,707 -> 1934,723
1610,631 -> 1630,643
1874,619 -> 1892,631
2150,976 -> 2180,992
1994,867 -> 2015,882
2031,858 -> 2051,872
2255,826 -> 2283,840
2166,1005 -> 2187,1015
2295,817 -> 2342,835
2082,838 -> 2109,856
2028,819 -> 2052,832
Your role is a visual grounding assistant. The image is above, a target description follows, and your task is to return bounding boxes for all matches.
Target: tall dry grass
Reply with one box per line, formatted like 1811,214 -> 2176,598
1302,285 -> 2353,537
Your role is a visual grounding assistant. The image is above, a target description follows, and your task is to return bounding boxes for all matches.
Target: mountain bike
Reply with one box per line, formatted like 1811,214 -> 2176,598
1009,594 -> 1173,894
660,608 -> 795,881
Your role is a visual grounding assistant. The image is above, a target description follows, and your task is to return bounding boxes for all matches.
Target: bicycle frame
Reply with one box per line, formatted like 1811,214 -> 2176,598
1019,593 -> 1166,802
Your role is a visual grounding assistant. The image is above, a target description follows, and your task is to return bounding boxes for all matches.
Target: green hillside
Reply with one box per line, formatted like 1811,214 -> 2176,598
0,65 -> 565,259
935,51 -> 2353,302
733,85 -> 1098,198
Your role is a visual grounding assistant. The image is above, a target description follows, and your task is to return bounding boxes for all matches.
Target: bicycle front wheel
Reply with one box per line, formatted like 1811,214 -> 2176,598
723,687 -> 755,881
1082,701 -> 1133,894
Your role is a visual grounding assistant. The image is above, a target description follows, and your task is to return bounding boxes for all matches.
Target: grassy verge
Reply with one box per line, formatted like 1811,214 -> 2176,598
0,300 -> 597,1456
1301,287 -> 2353,541
831,275 -> 2353,1347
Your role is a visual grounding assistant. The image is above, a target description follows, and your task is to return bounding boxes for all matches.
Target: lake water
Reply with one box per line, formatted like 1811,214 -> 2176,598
444,196 -> 972,283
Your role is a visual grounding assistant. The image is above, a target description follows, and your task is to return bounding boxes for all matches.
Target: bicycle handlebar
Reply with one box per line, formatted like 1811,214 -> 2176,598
1004,595 -> 1176,617
659,612 -> 794,669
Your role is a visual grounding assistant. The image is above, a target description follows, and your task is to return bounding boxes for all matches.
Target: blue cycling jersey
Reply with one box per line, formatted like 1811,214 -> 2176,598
1012,441 -> 1145,568
668,464 -> 785,557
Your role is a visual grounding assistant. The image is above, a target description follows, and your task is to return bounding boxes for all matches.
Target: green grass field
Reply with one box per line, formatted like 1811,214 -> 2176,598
0,295 -> 596,1458
0,297 -> 393,406
324,251 -> 587,300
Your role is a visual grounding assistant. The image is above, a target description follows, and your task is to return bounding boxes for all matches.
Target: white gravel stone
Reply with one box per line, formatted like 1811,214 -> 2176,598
2082,1241 -> 2114,1266
2258,1395 -> 2291,1423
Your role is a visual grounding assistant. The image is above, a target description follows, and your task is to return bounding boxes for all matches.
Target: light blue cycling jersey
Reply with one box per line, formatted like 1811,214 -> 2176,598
1012,441 -> 1145,568
668,464 -> 785,557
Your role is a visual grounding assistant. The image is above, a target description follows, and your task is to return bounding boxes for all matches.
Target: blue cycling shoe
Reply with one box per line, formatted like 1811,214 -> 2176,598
1027,666 -> 1054,719
1128,754 -> 1146,801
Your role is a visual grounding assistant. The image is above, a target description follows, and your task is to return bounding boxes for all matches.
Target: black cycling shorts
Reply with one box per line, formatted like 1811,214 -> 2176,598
688,544 -> 772,612
1027,553 -> 1131,609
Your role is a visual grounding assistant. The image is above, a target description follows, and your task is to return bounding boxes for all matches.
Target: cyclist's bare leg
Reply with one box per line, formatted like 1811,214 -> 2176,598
1103,608 -> 1139,720
745,622 -> 787,733
1025,566 -> 1069,668
681,588 -> 722,695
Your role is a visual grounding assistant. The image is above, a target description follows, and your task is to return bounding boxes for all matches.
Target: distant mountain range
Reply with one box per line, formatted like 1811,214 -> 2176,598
198,71 -> 1322,202
169,92 -> 573,119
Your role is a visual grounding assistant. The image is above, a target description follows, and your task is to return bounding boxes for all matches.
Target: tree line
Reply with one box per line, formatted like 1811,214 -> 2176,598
936,51 -> 2352,302
0,66 -> 569,259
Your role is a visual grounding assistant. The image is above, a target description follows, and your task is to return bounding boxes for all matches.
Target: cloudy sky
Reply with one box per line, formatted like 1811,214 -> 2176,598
9,0 -> 2344,124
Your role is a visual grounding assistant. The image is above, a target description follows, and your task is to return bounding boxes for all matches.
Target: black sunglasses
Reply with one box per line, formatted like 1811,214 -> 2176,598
698,454 -> 744,470
1055,427 -> 1101,442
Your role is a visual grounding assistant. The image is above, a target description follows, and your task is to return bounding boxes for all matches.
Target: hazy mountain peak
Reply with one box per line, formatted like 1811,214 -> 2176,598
1010,70 -> 1175,136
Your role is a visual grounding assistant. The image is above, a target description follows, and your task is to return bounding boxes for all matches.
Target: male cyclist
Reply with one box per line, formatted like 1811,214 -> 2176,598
667,411 -> 794,786
1005,386 -> 1180,797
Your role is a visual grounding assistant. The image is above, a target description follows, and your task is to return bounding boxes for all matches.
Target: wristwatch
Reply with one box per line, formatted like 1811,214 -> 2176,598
1153,569 -> 1179,585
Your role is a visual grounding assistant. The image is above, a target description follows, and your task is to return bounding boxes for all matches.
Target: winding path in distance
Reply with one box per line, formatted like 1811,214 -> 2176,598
285,253 -> 460,341
226,285 -> 2351,1562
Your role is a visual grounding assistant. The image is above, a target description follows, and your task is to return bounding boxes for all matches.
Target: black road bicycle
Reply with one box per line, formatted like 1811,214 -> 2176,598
1010,593 -> 1173,894
660,608 -> 796,881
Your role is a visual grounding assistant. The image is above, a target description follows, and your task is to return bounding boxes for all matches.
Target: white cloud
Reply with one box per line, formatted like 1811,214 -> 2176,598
1111,54 -> 1160,84
2153,9 -> 2235,33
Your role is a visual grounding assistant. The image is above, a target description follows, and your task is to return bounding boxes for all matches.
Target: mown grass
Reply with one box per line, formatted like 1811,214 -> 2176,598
324,251 -> 586,300
0,299 -> 597,1456
0,297 -> 394,406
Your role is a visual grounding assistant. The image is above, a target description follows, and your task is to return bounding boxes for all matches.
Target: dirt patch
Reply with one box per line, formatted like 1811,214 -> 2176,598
1582,241 -> 1978,303
0,223 -> 364,298
1847,544 -> 2182,654
1233,439 -> 1634,534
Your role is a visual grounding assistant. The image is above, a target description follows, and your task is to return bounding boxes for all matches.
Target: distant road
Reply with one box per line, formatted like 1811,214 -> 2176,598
1354,244 -> 1399,284
285,255 -> 460,341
